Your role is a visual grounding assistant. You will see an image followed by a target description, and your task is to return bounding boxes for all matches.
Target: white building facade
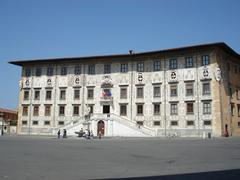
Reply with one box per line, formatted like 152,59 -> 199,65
11,43 -> 240,137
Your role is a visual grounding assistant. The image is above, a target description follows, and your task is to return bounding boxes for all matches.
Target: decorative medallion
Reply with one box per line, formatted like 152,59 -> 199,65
75,77 -> 80,84
47,79 -> 52,86
215,67 -> 222,82
101,75 -> 113,88
170,71 -> 177,80
138,73 -> 143,82
25,79 -> 30,86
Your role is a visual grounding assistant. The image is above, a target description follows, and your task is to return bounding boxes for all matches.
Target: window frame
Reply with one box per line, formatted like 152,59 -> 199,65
170,103 -> 178,115
169,59 -> 177,69
203,101 -> 211,114
185,57 -> 193,68
153,60 -> 161,71
137,62 -> 144,72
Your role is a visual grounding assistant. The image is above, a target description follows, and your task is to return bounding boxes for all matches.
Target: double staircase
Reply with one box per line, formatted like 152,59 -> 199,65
52,113 -> 156,137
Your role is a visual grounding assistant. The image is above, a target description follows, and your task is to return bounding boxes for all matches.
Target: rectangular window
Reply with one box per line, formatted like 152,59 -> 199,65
120,63 -> 128,73
22,121 -> 28,125
46,90 -> 52,100
238,104 -> 240,117
202,55 -> 210,66
33,106 -> 39,116
120,105 -> 127,116
202,82 -> 211,95
120,88 -> 127,99
153,121 -> 161,126
44,121 -> 50,125
47,67 -> 53,76
171,121 -> 178,126
153,86 -> 161,97
137,104 -> 143,115
36,68 -> 42,77
231,104 -> 234,116
74,65 -> 81,75
186,83 -> 194,96
24,91 -> 29,100
104,64 -> 111,74
170,84 -> 178,97
88,105 -> 94,114
73,106 -> 79,116
59,106 -> 65,116
137,62 -> 144,72
88,65 -> 95,75
153,104 -> 160,115
170,103 -> 178,115
61,67 -> 67,76
137,121 -> 143,126
137,87 -> 144,98
87,89 -> 94,99
186,102 -> 194,114
22,106 -> 28,116
32,121 -> 38,125
185,57 -> 193,68
25,68 -> 31,77
169,59 -> 177,69
153,60 -> 161,71
203,101 -> 211,114
45,105 -> 51,116
34,90 -> 40,100
60,90 -> 66,100
58,121 -> 64,125
187,120 -> 194,126
227,63 -> 231,71
204,120 -> 211,126
235,66 -> 238,74
74,89 -> 80,100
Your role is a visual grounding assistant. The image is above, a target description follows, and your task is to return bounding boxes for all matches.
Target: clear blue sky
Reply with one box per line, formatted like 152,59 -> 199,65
0,0 -> 240,109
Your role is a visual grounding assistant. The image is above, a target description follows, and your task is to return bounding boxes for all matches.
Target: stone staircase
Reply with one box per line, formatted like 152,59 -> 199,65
52,113 -> 156,137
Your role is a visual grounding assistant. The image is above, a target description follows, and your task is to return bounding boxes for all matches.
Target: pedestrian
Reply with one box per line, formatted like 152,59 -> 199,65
57,129 -> 61,139
98,131 -> 102,139
63,129 -> 67,138
88,130 -> 91,139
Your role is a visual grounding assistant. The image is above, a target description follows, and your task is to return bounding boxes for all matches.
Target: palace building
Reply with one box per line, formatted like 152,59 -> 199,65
9,42 -> 240,137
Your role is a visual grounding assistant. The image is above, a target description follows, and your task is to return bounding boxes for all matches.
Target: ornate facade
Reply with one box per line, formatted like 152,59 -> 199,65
10,42 -> 240,137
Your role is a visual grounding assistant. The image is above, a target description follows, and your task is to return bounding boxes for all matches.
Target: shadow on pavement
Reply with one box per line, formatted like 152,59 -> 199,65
95,169 -> 240,180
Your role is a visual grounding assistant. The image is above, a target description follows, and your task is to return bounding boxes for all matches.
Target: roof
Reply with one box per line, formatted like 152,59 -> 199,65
8,42 -> 240,66
0,108 -> 18,114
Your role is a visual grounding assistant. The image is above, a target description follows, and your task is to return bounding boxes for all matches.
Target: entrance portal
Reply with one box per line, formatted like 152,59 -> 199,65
103,105 -> 110,114
97,120 -> 105,136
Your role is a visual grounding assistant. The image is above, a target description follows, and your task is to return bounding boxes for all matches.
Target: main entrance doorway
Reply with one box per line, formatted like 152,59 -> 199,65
103,105 -> 110,114
97,120 -> 105,136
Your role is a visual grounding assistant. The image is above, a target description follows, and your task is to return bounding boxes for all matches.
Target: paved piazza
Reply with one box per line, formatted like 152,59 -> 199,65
0,136 -> 240,180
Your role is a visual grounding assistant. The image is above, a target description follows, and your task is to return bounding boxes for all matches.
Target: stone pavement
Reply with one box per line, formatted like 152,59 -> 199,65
0,136 -> 240,180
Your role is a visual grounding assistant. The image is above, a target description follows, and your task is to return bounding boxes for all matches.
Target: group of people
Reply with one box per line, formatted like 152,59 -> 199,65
79,128 -> 94,139
57,129 -> 67,139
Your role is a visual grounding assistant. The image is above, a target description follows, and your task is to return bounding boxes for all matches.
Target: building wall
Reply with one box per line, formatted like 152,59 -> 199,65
16,46 -> 240,137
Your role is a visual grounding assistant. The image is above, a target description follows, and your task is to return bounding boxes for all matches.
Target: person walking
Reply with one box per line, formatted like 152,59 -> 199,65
63,129 -> 67,138
57,129 -> 61,139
